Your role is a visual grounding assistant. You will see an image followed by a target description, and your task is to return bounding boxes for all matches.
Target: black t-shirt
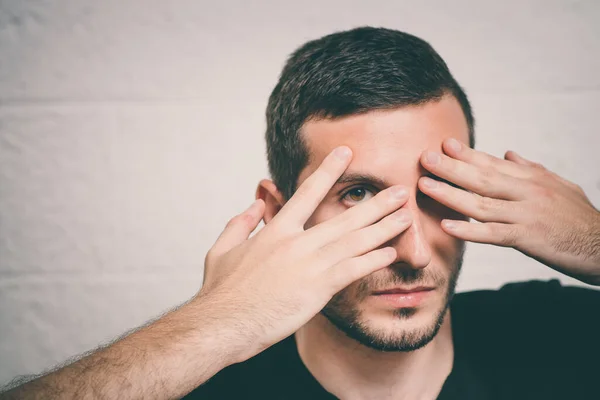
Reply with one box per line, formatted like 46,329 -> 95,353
184,280 -> 600,399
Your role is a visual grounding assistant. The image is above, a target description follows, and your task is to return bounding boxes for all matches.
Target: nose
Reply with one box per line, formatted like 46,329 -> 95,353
388,198 -> 431,269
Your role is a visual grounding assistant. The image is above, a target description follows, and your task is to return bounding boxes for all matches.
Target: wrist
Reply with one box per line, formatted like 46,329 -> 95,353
186,291 -> 259,366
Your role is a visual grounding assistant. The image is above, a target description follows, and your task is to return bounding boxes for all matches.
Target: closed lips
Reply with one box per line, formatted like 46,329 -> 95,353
372,287 -> 434,294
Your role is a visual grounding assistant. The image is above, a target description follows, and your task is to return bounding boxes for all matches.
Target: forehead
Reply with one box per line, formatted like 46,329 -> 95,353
299,95 -> 470,184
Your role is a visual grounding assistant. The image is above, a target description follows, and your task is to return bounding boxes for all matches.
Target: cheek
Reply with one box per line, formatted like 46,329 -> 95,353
431,233 -> 464,279
421,211 -> 464,267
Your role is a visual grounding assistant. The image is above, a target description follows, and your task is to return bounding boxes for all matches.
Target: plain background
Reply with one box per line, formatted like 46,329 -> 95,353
0,0 -> 599,385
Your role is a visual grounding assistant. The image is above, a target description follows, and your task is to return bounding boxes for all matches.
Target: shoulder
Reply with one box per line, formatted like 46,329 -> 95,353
452,279 -> 600,315
451,279 -> 600,384
452,278 -> 600,330
446,280 -> 600,398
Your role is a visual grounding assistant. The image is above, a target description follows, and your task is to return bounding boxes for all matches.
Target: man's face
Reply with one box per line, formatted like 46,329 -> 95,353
297,95 -> 469,352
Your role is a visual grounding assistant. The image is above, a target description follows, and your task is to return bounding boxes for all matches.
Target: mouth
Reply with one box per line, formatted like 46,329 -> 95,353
370,287 -> 435,308
372,286 -> 435,295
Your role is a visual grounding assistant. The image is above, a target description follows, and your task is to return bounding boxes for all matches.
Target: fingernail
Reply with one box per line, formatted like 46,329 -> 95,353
425,151 -> 440,165
384,247 -> 397,259
333,146 -> 351,160
390,186 -> 408,199
447,138 -> 461,152
422,177 -> 438,189
443,220 -> 457,230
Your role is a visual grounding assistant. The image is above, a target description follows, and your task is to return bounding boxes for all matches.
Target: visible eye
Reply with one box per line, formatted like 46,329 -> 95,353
341,186 -> 375,205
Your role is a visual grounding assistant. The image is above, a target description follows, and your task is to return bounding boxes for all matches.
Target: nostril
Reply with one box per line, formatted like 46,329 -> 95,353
412,250 -> 432,270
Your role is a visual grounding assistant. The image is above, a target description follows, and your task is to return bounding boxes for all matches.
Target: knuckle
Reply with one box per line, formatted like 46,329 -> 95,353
360,228 -> 393,251
325,233 -> 363,260
224,217 -> 237,229
503,230 -> 518,247
482,158 -> 496,170
478,168 -> 495,188
530,165 -> 549,180
334,234 -> 357,253
384,211 -> 411,228
205,248 -> 218,265
286,239 -> 306,258
529,166 -> 546,179
228,214 -> 246,227
236,213 -> 255,229
493,225 -> 518,247
530,184 -> 553,199
276,235 -> 305,258
476,196 -> 495,216
329,219 -> 355,239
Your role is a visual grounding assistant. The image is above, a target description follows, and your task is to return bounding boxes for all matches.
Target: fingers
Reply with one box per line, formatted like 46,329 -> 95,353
418,176 -> 516,223
316,208 -> 412,267
504,150 -> 542,168
211,199 -> 265,257
325,247 -> 397,291
274,146 -> 353,227
421,150 -> 525,200
304,185 -> 409,247
442,139 -> 534,179
440,142 -> 584,204
505,151 -> 584,194
441,219 -> 521,247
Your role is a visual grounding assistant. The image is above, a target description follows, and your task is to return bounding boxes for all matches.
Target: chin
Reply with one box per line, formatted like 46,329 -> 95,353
322,298 -> 450,352
321,257 -> 462,352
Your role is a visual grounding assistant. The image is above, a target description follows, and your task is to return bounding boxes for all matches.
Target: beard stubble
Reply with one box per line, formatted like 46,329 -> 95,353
320,249 -> 464,352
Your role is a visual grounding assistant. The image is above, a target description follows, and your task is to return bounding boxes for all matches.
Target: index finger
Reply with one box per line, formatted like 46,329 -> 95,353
442,139 -> 533,179
274,146 -> 352,227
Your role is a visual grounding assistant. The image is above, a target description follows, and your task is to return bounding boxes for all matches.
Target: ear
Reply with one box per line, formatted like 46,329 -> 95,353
256,179 -> 286,224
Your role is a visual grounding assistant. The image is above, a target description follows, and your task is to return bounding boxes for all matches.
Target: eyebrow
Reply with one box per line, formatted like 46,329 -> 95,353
334,172 -> 388,188
333,171 -> 462,191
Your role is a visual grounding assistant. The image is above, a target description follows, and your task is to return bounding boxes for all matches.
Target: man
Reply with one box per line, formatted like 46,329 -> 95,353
2,26 -> 599,400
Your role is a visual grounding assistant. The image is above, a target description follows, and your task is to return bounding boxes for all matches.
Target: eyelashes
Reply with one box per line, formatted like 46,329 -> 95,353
338,175 -> 463,205
340,185 -> 376,204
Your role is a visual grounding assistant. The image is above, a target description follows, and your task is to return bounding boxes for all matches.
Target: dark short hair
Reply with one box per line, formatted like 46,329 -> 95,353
266,26 -> 475,200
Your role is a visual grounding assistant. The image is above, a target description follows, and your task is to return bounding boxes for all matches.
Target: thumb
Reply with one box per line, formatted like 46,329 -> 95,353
211,199 -> 265,257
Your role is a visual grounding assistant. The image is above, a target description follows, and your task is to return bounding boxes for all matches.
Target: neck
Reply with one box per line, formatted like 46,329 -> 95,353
295,311 -> 454,400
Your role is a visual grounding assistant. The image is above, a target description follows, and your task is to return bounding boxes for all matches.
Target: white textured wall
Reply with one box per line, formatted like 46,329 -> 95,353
1,0 -> 599,385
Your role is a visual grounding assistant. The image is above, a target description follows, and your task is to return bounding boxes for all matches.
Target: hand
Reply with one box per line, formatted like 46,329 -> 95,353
196,147 -> 413,363
418,138 -> 600,285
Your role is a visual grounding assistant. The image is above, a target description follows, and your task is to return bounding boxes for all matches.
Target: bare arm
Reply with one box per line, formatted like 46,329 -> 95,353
1,147 -> 411,399
0,294 -> 241,400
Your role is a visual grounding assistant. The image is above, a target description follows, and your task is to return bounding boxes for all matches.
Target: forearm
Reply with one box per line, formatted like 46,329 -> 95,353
1,295 -> 240,400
